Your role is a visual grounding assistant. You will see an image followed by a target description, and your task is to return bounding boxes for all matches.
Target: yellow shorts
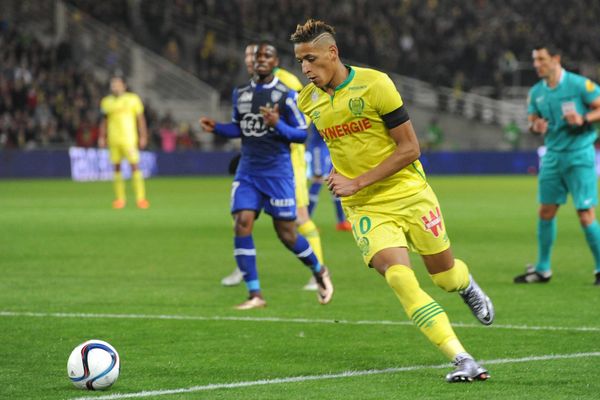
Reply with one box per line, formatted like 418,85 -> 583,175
109,143 -> 140,165
344,184 -> 451,266
291,143 -> 309,208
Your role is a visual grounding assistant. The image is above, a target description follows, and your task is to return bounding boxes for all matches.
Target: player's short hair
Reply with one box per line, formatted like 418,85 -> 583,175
533,44 -> 561,57
290,19 -> 336,44
256,40 -> 278,55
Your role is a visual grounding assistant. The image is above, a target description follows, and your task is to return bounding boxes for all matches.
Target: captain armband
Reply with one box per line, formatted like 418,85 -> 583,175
381,106 -> 410,130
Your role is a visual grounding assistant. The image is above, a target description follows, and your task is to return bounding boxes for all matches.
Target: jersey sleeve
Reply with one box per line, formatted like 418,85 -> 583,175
527,87 -> 539,115
231,88 -> 240,124
283,91 -> 307,129
580,77 -> 600,105
371,74 -> 404,116
100,97 -> 109,116
132,94 -> 144,115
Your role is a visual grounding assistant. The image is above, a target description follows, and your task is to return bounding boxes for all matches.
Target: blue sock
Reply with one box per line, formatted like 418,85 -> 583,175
290,234 -> 321,273
308,181 -> 322,216
234,236 -> 259,292
583,220 -> 600,273
333,196 -> 346,223
536,218 -> 556,273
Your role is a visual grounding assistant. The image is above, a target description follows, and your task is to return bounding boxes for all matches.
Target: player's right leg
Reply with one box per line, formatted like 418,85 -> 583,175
109,146 -> 126,209
230,177 -> 265,310
372,248 -> 489,382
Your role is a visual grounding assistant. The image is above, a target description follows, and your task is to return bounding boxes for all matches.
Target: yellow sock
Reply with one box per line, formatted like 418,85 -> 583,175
298,220 -> 324,264
132,170 -> 146,201
430,259 -> 470,292
113,172 -> 125,201
385,265 -> 466,360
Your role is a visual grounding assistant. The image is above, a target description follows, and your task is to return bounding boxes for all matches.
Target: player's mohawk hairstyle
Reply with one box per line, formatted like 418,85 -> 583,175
290,19 -> 336,44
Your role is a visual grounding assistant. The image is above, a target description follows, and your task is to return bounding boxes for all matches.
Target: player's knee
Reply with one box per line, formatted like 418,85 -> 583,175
275,226 -> 297,247
234,215 -> 253,235
430,259 -> 470,292
578,210 -> 595,226
385,265 -> 419,297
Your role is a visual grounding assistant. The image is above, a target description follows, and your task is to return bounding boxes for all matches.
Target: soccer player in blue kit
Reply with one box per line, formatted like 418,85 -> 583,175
200,41 -> 334,309
514,45 -> 600,285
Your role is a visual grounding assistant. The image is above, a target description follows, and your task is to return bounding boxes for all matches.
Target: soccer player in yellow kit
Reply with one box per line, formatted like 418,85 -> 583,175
292,19 -> 494,382
221,44 -> 325,291
99,76 -> 150,209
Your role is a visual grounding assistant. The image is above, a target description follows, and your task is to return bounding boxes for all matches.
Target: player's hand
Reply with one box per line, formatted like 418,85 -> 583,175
139,135 -> 148,149
327,169 -> 360,197
200,117 -> 216,132
260,103 -> 280,127
563,111 -> 585,127
98,136 -> 107,148
531,118 -> 548,135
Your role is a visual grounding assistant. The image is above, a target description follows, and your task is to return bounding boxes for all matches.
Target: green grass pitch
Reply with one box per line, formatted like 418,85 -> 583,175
1,176 -> 599,399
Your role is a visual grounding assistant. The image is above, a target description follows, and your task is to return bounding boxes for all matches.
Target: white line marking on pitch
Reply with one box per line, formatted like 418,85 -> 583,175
69,352 -> 600,400
1,310 -> 600,333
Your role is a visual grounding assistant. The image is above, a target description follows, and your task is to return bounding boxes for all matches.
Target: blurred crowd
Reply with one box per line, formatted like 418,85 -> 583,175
74,0 -> 600,99
0,22 -> 219,151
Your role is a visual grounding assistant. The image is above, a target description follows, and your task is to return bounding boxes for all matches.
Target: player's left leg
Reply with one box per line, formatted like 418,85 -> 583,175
296,206 -> 324,291
568,148 -> 600,284
109,145 -> 126,208
577,208 -> 600,284
424,250 -> 494,325
273,219 -> 333,304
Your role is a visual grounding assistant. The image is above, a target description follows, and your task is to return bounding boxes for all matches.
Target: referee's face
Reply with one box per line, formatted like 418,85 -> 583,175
532,48 -> 559,79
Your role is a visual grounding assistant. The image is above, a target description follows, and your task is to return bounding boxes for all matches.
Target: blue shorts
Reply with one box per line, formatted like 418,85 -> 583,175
539,146 -> 598,210
231,174 -> 297,220
310,145 -> 332,177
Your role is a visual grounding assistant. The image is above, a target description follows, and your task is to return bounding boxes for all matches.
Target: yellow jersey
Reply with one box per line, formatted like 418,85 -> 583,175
100,92 -> 144,145
297,66 -> 427,207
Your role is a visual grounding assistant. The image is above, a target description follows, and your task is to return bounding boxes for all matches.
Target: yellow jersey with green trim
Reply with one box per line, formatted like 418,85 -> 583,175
297,66 -> 427,206
100,92 -> 144,146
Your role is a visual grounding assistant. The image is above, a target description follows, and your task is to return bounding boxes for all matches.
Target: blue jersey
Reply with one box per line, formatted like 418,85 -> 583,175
232,77 -> 307,178
528,69 -> 600,152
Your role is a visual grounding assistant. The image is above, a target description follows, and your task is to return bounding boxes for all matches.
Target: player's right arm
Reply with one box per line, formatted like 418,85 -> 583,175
199,88 -> 242,138
98,97 -> 108,148
527,88 -> 548,135
98,117 -> 107,148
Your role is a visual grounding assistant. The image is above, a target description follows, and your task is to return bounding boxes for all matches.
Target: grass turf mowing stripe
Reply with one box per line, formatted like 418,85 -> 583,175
2,310 -> 600,333
69,352 -> 600,400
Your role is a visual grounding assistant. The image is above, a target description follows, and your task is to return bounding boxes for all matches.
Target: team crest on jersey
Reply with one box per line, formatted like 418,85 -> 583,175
421,207 -> 444,238
311,110 -> 320,122
271,90 -> 283,103
357,236 -> 370,256
238,91 -> 253,103
348,97 -> 365,116
586,79 -> 596,93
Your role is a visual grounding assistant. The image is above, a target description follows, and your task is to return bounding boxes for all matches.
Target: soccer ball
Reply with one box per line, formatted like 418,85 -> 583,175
67,339 -> 120,390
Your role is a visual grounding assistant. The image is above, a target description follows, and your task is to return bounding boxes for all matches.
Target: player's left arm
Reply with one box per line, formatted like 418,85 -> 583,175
564,78 -> 600,127
328,119 -> 419,197
133,95 -> 148,149
137,113 -> 148,149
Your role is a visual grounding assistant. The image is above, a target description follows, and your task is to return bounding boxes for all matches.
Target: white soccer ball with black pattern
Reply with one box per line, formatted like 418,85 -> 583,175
67,339 -> 120,390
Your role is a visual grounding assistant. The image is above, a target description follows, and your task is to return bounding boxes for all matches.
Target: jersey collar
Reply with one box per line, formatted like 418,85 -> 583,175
251,76 -> 280,89
543,68 -> 566,89
334,65 -> 355,92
